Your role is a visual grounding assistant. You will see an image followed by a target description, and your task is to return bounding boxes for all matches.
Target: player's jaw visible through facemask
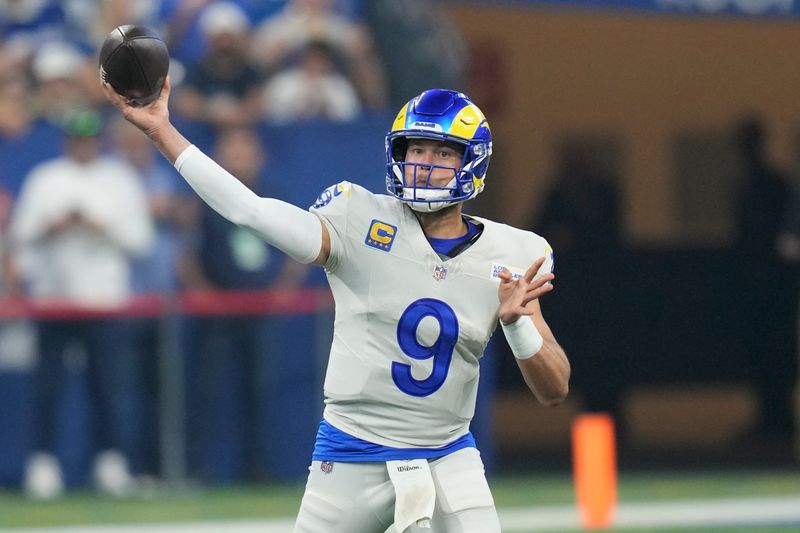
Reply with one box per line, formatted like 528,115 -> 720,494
399,163 -> 459,211
402,178 -> 458,212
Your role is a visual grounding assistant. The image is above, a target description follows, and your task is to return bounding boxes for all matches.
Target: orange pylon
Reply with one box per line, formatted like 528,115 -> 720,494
572,413 -> 617,529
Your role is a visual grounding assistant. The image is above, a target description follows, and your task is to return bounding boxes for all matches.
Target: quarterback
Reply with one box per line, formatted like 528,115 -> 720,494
103,78 -> 570,532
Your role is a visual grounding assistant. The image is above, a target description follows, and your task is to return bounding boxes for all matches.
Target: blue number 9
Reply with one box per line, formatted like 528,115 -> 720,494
392,298 -> 459,397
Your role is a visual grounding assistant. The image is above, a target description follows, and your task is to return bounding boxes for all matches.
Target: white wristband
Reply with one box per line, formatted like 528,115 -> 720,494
501,316 -> 544,360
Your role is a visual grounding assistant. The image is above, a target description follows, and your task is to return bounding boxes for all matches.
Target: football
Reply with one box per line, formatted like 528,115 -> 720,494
99,25 -> 169,106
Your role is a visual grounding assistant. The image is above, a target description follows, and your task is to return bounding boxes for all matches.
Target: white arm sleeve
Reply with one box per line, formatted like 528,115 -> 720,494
174,145 -> 322,264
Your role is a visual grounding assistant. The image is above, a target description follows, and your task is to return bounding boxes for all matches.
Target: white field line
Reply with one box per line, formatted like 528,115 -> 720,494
501,495 -> 800,530
3,495 -> 800,532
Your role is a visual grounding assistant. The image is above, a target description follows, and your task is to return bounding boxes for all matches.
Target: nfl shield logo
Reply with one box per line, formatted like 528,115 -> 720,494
320,461 -> 334,474
433,265 -> 448,281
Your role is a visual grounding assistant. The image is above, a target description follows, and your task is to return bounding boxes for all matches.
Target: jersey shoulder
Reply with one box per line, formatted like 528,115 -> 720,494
473,216 -> 551,255
471,216 -> 554,276
309,181 -> 401,268
310,181 -> 386,214
311,181 -> 401,217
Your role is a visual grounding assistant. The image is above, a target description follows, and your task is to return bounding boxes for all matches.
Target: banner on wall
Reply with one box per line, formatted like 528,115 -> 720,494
461,0 -> 799,17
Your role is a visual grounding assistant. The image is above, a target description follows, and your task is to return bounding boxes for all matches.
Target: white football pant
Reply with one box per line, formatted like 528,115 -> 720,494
293,447 -> 501,533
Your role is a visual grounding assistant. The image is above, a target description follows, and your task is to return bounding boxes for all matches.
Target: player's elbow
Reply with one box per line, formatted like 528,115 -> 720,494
527,360 -> 570,406
230,200 -> 261,230
540,387 -> 569,407
534,381 -> 569,407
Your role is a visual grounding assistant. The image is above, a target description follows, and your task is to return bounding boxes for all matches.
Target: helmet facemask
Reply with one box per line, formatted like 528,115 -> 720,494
386,132 -> 489,212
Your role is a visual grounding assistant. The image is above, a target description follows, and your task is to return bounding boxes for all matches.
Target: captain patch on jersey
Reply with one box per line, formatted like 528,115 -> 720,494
365,219 -> 397,252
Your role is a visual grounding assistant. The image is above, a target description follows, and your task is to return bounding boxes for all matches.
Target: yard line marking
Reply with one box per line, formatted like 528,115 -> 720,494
499,495 -> 800,530
0,520 -> 296,533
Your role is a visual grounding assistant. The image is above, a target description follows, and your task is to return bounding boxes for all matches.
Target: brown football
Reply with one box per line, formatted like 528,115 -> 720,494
99,25 -> 169,106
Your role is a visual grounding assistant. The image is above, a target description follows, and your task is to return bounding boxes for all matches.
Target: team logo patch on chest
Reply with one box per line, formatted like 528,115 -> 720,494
365,219 -> 398,252
490,263 -> 524,281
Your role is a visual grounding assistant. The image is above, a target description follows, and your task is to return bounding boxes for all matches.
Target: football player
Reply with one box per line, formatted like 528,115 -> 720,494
103,78 -> 570,533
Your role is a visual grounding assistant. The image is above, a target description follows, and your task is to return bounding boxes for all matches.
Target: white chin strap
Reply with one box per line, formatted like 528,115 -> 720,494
403,178 -> 457,212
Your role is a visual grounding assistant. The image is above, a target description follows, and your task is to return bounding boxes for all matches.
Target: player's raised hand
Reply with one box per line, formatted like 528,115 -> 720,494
497,257 -> 554,324
102,76 -> 190,163
101,75 -> 171,137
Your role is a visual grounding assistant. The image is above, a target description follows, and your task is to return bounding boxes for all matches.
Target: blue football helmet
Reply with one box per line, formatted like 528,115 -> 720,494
385,89 -> 492,212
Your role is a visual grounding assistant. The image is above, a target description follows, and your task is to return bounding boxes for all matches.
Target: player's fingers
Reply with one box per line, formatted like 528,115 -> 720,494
525,282 -> 554,300
519,275 -> 552,298
523,257 -> 545,283
101,81 -> 127,109
100,80 -> 116,101
498,268 -> 513,283
159,75 -> 171,102
531,272 -> 555,288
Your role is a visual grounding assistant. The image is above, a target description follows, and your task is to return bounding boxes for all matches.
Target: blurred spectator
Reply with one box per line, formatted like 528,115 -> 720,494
172,1 -> 263,129
777,186 -> 800,264
61,0 -> 166,45
0,48 -> 31,140
0,0 -> 67,60
111,117 -> 194,297
110,117 -> 195,476
180,127 -> 307,482
29,41 -> 93,124
535,143 -> 622,259
0,185 -> 17,293
9,109 -> 153,499
732,115 -> 797,446
261,39 -> 361,124
776,185 -> 800,421
160,0 -> 219,65
0,46 -> 62,198
161,0 -> 286,65
250,0 -> 388,111
364,0 -> 468,108
0,181 -> 36,408
531,141 -> 626,424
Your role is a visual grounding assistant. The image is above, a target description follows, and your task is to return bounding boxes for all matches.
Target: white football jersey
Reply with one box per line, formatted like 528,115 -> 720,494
311,182 -> 553,448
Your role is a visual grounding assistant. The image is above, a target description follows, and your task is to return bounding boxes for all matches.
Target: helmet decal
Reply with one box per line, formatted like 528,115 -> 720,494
448,104 -> 486,140
391,103 -> 409,132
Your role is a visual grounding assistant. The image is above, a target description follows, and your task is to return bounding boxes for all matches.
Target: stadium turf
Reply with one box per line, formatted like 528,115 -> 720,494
0,469 -> 798,530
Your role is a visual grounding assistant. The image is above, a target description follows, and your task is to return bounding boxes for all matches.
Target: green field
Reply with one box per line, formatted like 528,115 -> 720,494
1,469 -> 798,531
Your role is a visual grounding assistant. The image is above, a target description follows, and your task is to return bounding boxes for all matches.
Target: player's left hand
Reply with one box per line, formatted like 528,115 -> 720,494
497,257 -> 554,325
